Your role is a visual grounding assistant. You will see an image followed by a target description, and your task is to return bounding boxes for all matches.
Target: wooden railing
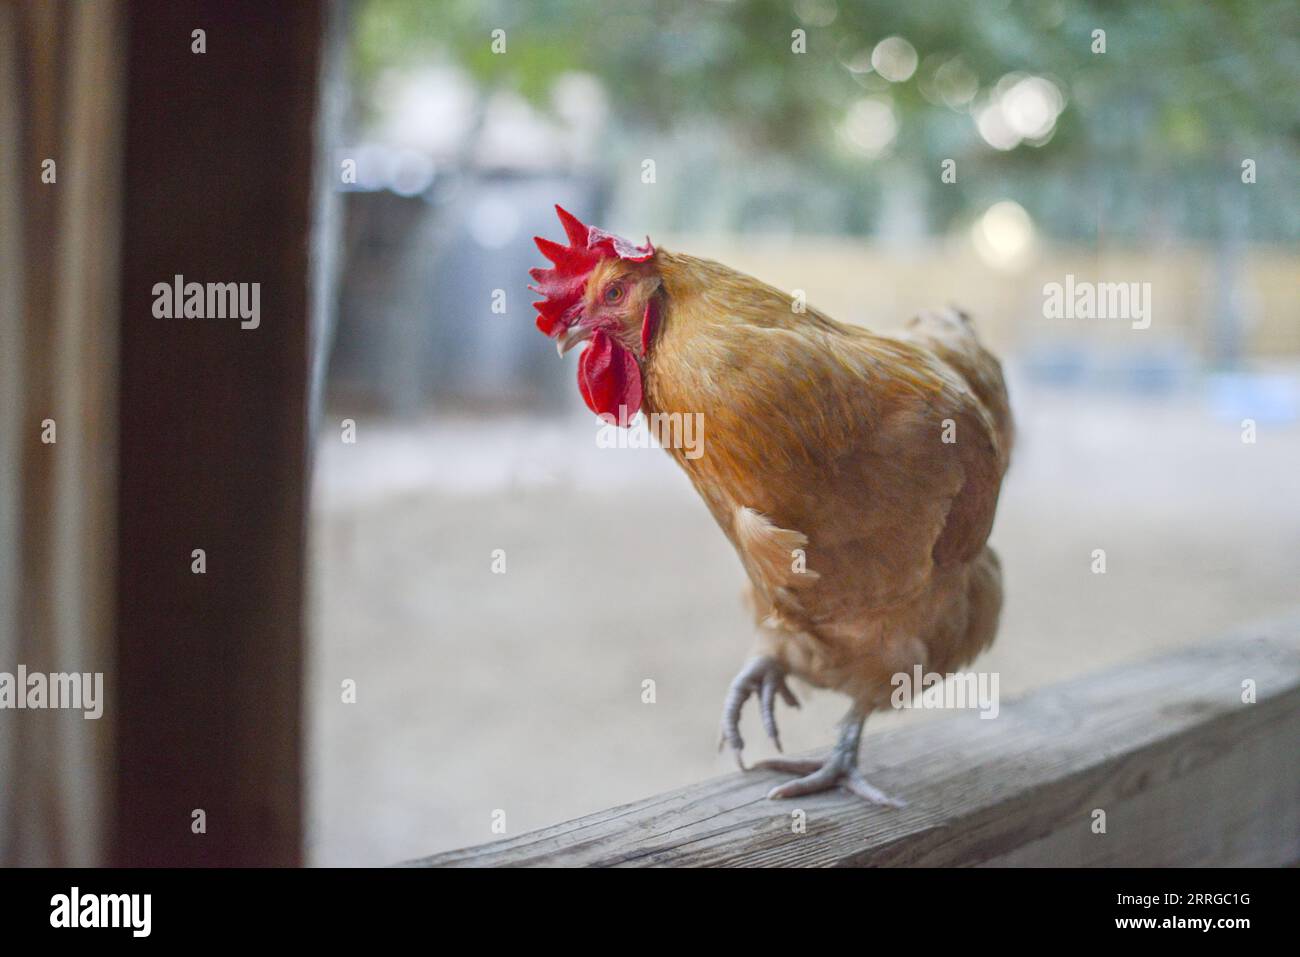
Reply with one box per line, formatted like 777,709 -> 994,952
407,615 -> 1300,867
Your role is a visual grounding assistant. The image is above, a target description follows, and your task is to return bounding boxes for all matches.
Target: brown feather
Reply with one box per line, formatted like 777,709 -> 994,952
642,251 -> 1012,707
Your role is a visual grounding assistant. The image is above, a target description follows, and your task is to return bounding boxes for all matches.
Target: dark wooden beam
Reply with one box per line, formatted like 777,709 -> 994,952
113,1 -> 325,866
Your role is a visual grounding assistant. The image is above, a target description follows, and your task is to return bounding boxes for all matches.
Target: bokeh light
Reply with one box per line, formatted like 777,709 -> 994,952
838,96 -> 898,158
971,199 -> 1036,269
871,36 -> 918,83
975,73 -> 1066,149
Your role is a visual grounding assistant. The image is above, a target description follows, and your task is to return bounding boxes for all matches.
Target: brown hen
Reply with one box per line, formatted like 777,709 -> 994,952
531,208 -> 1012,802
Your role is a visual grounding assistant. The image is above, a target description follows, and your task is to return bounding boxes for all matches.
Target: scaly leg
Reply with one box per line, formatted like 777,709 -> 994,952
756,705 -> 905,806
718,655 -> 800,769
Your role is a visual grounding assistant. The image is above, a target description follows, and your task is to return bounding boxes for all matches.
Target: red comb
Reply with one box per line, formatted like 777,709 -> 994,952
529,205 -> 655,336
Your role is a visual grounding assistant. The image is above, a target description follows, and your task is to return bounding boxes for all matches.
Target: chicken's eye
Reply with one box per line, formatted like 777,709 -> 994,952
604,285 -> 624,304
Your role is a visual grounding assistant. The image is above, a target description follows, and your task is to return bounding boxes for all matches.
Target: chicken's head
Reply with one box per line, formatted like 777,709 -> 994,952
530,205 -> 660,426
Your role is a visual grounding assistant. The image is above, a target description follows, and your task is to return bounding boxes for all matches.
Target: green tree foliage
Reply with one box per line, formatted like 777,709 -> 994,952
353,0 -> 1299,238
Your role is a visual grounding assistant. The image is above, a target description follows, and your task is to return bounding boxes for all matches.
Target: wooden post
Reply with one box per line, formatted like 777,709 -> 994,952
112,1 -> 326,866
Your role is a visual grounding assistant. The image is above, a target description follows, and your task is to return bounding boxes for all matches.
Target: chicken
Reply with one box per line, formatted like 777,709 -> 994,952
530,206 -> 1012,804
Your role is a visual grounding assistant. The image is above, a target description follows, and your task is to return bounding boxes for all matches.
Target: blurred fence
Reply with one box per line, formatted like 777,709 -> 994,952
326,185 -> 1299,415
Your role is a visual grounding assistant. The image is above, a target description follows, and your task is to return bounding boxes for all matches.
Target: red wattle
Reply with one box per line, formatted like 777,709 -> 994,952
577,330 -> 642,426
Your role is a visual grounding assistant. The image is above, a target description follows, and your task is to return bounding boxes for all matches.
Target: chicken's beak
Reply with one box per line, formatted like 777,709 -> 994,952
555,323 -> 591,357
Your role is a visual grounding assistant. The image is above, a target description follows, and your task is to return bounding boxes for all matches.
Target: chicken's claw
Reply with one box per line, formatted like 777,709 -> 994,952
757,756 -> 906,806
755,706 -> 906,807
718,656 -> 799,769
759,667 -> 800,751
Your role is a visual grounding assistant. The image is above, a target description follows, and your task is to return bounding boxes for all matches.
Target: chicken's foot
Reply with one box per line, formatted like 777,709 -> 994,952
756,705 -> 906,806
718,655 -> 800,768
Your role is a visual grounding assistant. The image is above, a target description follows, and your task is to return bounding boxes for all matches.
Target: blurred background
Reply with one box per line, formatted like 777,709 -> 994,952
307,0 -> 1300,864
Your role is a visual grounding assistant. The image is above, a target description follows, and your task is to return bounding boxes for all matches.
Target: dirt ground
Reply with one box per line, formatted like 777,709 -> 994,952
305,373 -> 1300,866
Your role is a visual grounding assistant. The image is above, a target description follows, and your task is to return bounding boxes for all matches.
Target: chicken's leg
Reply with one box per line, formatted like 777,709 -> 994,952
756,705 -> 906,806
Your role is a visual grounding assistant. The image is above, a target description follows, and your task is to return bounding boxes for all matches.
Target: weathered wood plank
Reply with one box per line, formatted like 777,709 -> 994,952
407,616 -> 1300,867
